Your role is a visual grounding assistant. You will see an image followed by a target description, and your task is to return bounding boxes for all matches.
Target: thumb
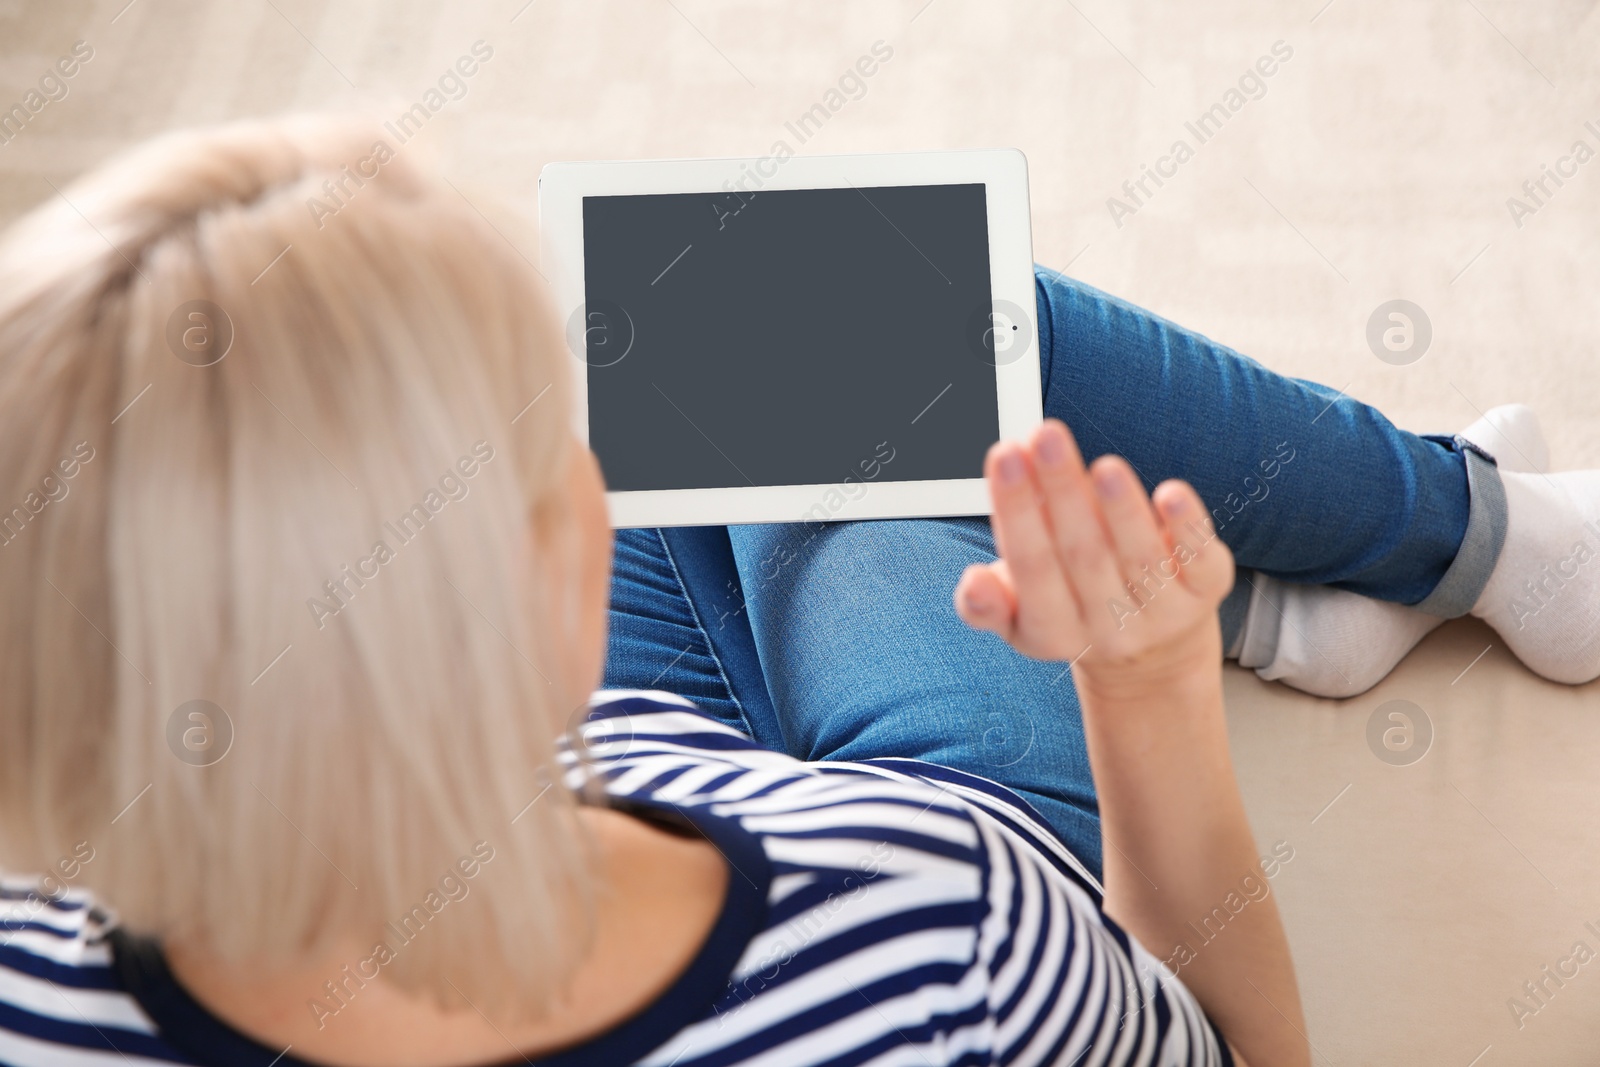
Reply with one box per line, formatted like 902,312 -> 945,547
955,561 -> 1018,636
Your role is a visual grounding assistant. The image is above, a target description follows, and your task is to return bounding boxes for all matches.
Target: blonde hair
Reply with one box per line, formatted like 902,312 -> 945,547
0,117 -> 590,1019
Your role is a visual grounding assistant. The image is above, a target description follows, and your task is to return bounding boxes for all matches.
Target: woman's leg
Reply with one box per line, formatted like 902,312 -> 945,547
725,266 -> 1509,877
600,527 -> 785,751
728,516 -> 1106,873
1032,270 -> 1497,614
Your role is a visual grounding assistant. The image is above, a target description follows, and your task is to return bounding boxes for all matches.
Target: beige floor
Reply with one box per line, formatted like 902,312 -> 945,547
3,0 -> 1599,1062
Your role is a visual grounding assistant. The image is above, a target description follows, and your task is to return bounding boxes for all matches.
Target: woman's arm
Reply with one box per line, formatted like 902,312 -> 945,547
954,418 -> 1308,1067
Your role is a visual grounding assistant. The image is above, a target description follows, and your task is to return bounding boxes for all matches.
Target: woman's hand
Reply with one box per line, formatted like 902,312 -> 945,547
954,418 -> 1234,686
957,419 -> 1309,1067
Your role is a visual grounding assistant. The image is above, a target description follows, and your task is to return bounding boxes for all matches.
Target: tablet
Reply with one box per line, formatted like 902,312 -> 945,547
538,149 -> 1041,528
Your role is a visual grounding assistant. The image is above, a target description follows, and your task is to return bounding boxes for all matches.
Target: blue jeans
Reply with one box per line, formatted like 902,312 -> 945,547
601,269 -> 1496,878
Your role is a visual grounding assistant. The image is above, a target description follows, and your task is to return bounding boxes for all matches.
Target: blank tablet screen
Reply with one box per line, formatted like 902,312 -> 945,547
580,183 -> 1000,493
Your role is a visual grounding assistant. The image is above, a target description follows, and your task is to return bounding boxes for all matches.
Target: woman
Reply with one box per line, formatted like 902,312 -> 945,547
0,119 -> 1593,1067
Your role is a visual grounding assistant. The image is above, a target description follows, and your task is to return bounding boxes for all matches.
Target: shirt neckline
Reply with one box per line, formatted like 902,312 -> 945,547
109,795 -> 772,1067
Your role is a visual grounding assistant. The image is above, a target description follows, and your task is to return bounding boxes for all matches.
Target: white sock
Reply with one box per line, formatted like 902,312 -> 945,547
1454,402 -> 1549,475
1234,404 -> 1548,698
1471,469 -> 1600,684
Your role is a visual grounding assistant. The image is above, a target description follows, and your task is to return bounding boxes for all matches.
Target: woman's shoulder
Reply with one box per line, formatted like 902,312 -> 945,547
0,881 -> 191,1063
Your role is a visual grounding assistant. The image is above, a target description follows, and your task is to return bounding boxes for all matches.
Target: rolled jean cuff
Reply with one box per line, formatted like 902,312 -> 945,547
1412,435 -> 1508,618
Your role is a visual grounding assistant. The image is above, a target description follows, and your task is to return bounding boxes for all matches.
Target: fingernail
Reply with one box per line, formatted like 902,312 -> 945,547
1037,429 -> 1066,466
998,450 -> 1025,485
964,587 -> 991,613
1160,492 -> 1190,517
1093,467 -> 1126,499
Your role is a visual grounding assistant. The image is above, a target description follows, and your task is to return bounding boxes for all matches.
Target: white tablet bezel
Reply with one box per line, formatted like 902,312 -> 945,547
538,149 -> 1041,528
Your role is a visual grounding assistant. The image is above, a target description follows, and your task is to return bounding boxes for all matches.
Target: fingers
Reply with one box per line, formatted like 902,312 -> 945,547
1087,455 -> 1171,583
1029,421 -> 1125,618
1152,479 -> 1235,600
954,561 -> 1017,637
964,419 -> 1236,660
984,441 -> 1082,645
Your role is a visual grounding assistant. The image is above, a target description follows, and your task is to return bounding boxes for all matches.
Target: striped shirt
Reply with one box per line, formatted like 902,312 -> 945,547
0,691 -> 1231,1066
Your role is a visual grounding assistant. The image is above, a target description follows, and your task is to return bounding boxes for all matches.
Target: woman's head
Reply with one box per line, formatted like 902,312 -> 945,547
0,117 -> 611,1018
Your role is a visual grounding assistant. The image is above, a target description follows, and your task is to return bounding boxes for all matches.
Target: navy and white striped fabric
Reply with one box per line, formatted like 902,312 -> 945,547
0,690 -> 1231,1065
